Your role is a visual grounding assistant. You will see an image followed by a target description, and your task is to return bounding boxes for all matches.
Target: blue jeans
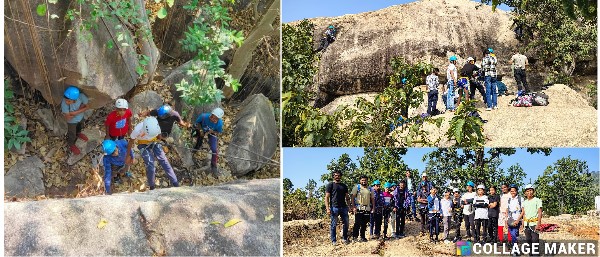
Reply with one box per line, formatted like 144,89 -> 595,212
429,213 -> 440,238
196,133 -> 219,167
446,80 -> 455,111
508,222 -> 521,244
411,194 -> 417,219
485,76 -> 498,108
370,212 -> 375,236
427,90 -> 438,115
138,143 -> 179,189
330,206 -> 349,243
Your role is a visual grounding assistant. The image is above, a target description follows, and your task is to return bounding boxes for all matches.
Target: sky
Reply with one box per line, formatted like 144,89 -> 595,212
282,0 -> 512,23
282,148 -> 600,190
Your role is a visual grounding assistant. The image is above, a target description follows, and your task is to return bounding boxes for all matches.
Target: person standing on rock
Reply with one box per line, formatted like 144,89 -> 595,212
426,68 -> 440,115
325,170 -> 351,245
461,181 -> 477,241
427,187 -> 442,242
105,99 -> 132,140
125,117 -> 180,190
193,108 -> 225,176
498,183 -> 513,243
520,184 -> 542,255
451,187 -> 464,242
371,180 -> 385,240
509,50 -> 530,94
461,57 -> 486,104
139,105 -> 190,139
445,56 -> 459,112
314,25 -> 337,53
61,86 -> 89,155
351,175 -> 374,242
473,184 -> 490,244
487,185 -> 500,243
101,139 -> 133,195
482,48 -> 499,111
393,180 -> 410,239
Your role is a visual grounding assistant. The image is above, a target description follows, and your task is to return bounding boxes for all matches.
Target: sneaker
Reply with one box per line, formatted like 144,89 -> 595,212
493,106 -> 498,110
343,239 -> 350,245
114,175 -> 122,185
77,133 -> 89,142
486,108 -> 492,111
332,241 -> 337,246
359,237 -> 368,242
69,145 -> 81,155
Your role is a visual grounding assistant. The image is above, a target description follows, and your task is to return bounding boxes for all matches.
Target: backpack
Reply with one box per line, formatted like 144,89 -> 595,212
532,92 -> 549,106
512,94 -> 533,107
355,184 -> 372,208
496,81 -> 508,95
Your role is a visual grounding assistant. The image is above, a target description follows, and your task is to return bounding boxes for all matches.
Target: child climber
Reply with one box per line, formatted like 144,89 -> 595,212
61,86 -> 89,155
101,139 -> 133,195
193,107 -> 224,176
105,99 -> 132,140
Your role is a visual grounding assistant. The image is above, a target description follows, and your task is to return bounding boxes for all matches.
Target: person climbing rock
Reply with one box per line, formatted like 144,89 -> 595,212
482,48 -> 499,111
101,139 -> 133,195
314,25 -> 337,53
126,117 -> 179,190
461,57 -> 486,104
139,105 -> 190,139
445,56 -> 459,112
61,86 -> 89,155
193,108 -> 225,176
509,50 -> 530,93
105,99 -> 132,140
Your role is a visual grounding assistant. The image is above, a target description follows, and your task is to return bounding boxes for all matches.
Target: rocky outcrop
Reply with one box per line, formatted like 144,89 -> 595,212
4,0 -> 159,109
129,90 -> 164,116
304,0 -> 522,107
36,108 -> 67,136
66,127 -> 104,165
4,156 -> 45,198
4,179 -> 280,256
226,94 -> 278,176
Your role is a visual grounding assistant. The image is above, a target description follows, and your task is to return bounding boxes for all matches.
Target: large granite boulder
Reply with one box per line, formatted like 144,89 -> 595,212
4,156 -> 45,198
129,90 -> 164,116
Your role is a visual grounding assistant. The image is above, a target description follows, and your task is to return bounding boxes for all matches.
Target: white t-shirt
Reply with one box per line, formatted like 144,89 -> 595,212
461,192 -> 477,215
473,195 -> 489,220
441,198 -> 453,217
507,195 -> 523,221
130,122 -> 158,141
447,63 -> 457,81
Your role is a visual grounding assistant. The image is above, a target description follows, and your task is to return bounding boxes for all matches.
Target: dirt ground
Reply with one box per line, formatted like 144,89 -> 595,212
283,214 -> 600,256
321,84 -> 597,147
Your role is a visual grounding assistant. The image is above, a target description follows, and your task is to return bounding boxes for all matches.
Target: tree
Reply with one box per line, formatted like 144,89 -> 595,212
535,157 -> 598,215
283,178 -> 294,197
357,148 -> 409,184
305,179 -> 317,199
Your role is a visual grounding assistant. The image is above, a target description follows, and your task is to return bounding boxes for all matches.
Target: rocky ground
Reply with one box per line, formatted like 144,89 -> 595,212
321,84 -> 597,147
4,72 -> 280,200
283,214 -> 600,256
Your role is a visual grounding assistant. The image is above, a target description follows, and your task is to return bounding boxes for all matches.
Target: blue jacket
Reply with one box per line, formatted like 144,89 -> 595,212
102,140 -> 132,173
427,194 -> 442,212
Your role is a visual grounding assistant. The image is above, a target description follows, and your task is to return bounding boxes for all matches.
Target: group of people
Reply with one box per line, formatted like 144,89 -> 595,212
325,170 -> 543,250
61,86 -> 225,194
426,48 -> 530,115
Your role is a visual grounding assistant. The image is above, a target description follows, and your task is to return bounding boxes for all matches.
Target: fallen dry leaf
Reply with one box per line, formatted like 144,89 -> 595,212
97,218 -> 108,229
224,219 -> 242,228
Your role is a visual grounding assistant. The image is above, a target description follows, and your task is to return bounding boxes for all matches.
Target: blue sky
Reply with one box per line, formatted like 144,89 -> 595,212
283,148 -> 600,189
282,0 -> 512,23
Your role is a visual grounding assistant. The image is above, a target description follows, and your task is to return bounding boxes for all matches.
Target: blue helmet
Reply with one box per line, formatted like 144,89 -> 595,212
64,86 -> 80,100
384,182 -> 392,188
373,180 -> 381,186
391,182 -> 397,187
466,181 -> 475,187
157,105 -> 171,117
449,56 -> 457,62
509,184 -> 518,190
401,78 -> 408,84
328,25 -> 334,29
488,48 -> 494,53
102,140 -> 117,155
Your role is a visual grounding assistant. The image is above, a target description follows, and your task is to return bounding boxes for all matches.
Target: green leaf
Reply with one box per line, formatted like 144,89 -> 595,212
135,66 -> 145,76
36,4 -> 47,16
157,7 -> 167,19
167,0 -> 175,7
210,221 -> 221,225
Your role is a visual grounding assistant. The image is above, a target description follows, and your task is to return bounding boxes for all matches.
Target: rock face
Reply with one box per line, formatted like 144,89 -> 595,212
4,0 -> 159,109
129,90 -> 164,116
66,127 -> 105,165
4,178 -> 280,256
36,108 -> 68,136
226,94 -> 278,176
4,156 -> 45,198
304,0 -> 521,107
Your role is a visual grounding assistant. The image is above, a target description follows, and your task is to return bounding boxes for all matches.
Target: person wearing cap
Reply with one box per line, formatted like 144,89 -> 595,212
101,139 -> 134,195
445,56 -> 459,112
417,183 -> 430,236
405,170 -> 418,222
487,185 -> 500,243
371,180 -> 385,239
351,175 -> 374,242
426,68 -> 440,116
382,182 -> 395,239
498,183 -> 512,243
461,57 -> 486,104
482,48 -> 498,111
139,105 -> 190,138
105,99 -> 132,140
427,187 -> 442,242
509,49 -> 530,93
441,189 -> 453,243
314,25 -> 337,53
61,86 -> 90,155
473,184 -> 490,243
451,187 -> 464,242
193,108 -> 225,175
506,184 -> 523,246
126,117 -> 180,190
325,170 -> 351,245
420,172 -> 434,193
520,184 -> 542,254
393,180 -> 410,239
461,181 -> 477,241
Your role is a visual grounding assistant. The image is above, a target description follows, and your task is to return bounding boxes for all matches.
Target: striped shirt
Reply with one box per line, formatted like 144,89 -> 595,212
482,55 -> 498,77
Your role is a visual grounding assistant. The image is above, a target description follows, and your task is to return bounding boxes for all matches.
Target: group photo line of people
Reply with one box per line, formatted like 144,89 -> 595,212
325,170 -> 543,248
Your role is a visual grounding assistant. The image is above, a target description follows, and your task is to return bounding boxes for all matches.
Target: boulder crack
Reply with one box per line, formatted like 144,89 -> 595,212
137,207 -> 166,256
